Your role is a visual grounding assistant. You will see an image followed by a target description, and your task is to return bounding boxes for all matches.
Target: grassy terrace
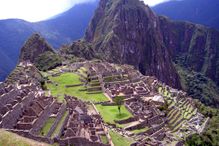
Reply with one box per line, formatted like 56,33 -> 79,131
110,131 -> 134,146
46,72 -> 108,102
40,117 -> 56,136
0,129 -> 50,146
100,135 -> 108,145
131,127 -> 149,134
51,111 -> 68,138
96,105 -> 133,126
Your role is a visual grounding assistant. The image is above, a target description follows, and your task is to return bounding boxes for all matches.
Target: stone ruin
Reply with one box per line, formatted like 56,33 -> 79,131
57,96 -> 108,146
0,61 -> 209,146
74,61 -> 209,146
0,62 -> 110,146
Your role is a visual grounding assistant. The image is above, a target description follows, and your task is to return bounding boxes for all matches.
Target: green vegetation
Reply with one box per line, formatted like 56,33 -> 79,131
100,135 -> 108,144
0,129 -> 50,146
96,105 -> 133,125
51,111 -> 68,138
131,127 -> 149,134
110,131 -> 134,146
113,96 -> 125,114
40,118 -> 56,136
60,40 -> 95,60
46,72 -> 108,102
185,100 -> 219,146
175,64 -> 219,107
36,51 -> 62,71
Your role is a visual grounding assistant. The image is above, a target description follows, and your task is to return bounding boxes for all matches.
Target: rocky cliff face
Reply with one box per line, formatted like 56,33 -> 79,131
159,16 -> 219,86
65,0 -> 182,88
19,33 -> 55,63
61,0 -> 219,89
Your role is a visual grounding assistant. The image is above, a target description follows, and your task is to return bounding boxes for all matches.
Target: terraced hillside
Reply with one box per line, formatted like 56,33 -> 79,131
42,61 -> 208,145
0,60 -> 208,146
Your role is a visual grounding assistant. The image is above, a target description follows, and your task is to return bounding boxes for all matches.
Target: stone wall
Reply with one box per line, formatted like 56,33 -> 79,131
22,92 -> 36,109
57,137 -> 110,146
47,104 -> 66,137
56,112 -> 70,138
2,103 -> 22,129
0,89 -> 18,105
115,117 -> 138,124
1,92 -> 35,129
125,120 -> 148,131
65,84 -> 83,88
31,100 -> 56,134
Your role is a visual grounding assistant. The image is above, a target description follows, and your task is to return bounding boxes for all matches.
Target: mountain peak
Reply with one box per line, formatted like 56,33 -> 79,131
83,0 -> 181,88
19,33 -> 54,63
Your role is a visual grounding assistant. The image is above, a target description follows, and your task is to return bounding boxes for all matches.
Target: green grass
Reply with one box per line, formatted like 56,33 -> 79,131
96,105 -> 133,125
40,118 -> 56,136
110,131 -> 134,146
0,129 -> 50,146
130,127 -> 149,134
100,135 -> 108,144
46,72 -> 108,102
51,111 -> 68,138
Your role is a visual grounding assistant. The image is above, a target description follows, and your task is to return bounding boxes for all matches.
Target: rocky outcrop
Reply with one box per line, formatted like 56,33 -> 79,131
19,33 -> 54,63
19,34 -> 62,71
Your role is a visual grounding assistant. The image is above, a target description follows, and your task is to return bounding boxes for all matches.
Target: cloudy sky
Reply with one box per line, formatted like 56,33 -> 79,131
0,0 -> 169,22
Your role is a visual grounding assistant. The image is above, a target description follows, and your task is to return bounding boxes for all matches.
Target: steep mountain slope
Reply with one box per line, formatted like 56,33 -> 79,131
0,50 -> 15,81
19,33 -> 54,63
0,19 -> 35,81
61,0 -> 219,106
158,17 -> 219,87
0,1 -> 98,81
63,0 -> 181,88
19,34 -> 62,71
35,1 -> 98,48
153,0 -> 219,30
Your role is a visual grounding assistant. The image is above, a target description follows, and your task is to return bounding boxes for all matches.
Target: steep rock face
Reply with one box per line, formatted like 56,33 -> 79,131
63,0 -> 219,89
19,33 -> 54,63
84,0 -> 181,88
159,17 -> 219,86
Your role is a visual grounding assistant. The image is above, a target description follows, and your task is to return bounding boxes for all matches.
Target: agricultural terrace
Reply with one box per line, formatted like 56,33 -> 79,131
45,72 -> 108,102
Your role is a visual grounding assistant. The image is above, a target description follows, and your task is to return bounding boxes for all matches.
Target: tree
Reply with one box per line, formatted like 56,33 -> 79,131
114,96 -> 125,114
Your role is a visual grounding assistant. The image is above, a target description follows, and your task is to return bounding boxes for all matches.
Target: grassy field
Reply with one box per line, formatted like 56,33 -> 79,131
110,131 -> 134,146
40,118 -> 56,136
0,129 -> 50,146
46,72 -> 108,102
96,105 -> 133,125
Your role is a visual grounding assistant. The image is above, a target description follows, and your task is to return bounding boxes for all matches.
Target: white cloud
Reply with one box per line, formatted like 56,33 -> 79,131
0,0 -> 168,22
0,0 -> 95,22
143,0 -> 170,6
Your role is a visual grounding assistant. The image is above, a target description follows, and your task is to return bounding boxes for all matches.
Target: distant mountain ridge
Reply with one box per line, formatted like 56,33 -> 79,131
152,0 -> 219,30
0,1 -> 98,81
